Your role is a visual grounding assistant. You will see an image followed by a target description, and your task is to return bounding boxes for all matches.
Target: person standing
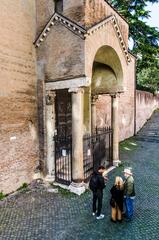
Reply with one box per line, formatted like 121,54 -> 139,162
89,166 -> 106,220
123,168 -> 135,221
110,176 -> 124,223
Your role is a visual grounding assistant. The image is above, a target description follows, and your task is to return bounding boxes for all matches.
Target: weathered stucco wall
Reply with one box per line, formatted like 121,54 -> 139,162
0,0 -> 38,194
136,91 -> 159,133
63,0 -> 129,46
42,22 -> 85,81
36,0 -> 55,37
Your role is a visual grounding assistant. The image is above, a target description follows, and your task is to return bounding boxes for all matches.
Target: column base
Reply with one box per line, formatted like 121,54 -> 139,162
45,174 -> 55,183
113,160 -> 121,167
33,171 -> 43,180
68,181 -> 86,195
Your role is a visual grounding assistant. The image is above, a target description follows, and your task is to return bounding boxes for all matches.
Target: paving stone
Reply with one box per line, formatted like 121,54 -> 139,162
1,112 -> 159,239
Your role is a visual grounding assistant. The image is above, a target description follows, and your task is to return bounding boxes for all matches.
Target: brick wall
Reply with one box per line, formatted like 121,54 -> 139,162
96,89 -> 159,142
136,91 -> 159,133
0,0 -> 38,194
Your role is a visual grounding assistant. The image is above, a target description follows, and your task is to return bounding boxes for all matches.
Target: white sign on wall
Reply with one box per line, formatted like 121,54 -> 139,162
62,149 -> 67,157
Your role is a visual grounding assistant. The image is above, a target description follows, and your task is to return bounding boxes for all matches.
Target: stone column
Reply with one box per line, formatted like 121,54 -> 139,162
91,95 -> 98,134
111,94 -> 121,166
45,91 -> 56,181
68,87 -> 85,195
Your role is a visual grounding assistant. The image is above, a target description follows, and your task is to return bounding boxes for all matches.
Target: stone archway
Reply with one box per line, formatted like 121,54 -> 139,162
91,45 -> 124,95
91,45 -> 124,166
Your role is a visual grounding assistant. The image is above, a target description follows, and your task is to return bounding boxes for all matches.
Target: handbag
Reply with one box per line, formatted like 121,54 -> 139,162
110,197 -> 115,208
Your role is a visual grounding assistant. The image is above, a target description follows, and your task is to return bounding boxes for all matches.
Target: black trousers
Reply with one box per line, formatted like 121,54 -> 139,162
92,189 -> 103,217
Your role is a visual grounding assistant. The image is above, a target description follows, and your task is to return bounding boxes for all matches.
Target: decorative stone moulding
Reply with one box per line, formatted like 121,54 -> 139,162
34,12 -> 131,64
86,15 -> 114,36
34,12 -> 86,48
112,17 -> 131,63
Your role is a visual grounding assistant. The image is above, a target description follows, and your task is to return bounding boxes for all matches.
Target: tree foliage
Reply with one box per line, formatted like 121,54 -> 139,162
108,0 -> 159,92
137,63 -> 159,93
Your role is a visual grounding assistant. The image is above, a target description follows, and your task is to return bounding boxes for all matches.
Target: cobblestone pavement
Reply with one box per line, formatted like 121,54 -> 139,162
1,111 -> 159,240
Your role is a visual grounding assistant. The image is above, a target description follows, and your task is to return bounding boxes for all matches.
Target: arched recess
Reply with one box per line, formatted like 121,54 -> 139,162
91,45 -> 124,95
90,45 -> 123,166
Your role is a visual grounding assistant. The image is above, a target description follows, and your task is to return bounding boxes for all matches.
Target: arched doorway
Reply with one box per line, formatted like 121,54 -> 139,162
90,46 -> 123,168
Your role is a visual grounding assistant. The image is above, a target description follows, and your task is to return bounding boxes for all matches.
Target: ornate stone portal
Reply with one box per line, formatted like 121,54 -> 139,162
36,0 -> 135,194
0,0 -> 137,194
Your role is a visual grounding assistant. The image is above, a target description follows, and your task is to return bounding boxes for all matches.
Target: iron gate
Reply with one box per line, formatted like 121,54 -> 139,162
54,135 -> 72,185
54,127 -> 112,184
54,90 -> 113,184
83,127 -> 113,181
54,90 -> 72,185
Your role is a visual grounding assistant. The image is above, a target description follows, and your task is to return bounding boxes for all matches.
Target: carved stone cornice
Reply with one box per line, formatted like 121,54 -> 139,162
111,17 -> 131,63
34,12 -> 86,48
46,77 -> 91,90
68,87 -> 84,94
34,12 -> 131,64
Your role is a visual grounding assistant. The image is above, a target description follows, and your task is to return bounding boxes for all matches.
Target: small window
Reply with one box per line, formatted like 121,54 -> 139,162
55,0 -> 63,13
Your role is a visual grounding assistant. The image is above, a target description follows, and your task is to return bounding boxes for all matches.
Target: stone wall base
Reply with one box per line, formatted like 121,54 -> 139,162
113,160 -> 121,167
68,181 -> 86,195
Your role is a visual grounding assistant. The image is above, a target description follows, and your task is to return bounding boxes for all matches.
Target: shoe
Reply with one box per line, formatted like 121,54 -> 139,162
117,219 -> 122,223
96,214 -> 105,220
92,212 -> 96,216
122,213 -> 127,218
110,218 -> 116,223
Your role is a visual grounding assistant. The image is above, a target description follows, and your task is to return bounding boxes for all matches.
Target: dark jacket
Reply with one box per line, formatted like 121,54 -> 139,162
92,171 -> 105,191
110,185 -> 124,211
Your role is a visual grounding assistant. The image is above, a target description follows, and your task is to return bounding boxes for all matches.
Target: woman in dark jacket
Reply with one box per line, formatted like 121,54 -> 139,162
110,176 -> 124,222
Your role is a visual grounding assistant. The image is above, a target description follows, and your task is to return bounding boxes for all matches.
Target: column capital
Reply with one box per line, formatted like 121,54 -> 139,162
46,91 -> 56,105
91,95 -> 98,104
68,87 -> 84,94
110,93 -> 120,98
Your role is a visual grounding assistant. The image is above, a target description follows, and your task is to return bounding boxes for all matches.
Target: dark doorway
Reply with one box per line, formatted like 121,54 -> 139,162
55,89 -> 72,138
54,89 -> 72,185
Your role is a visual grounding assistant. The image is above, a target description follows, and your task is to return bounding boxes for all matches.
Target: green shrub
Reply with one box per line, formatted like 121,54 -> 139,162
0,191 -> 6,200
17,183 -> 28,191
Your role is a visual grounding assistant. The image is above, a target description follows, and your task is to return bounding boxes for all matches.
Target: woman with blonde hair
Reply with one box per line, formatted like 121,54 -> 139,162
110,176 -> 124,223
